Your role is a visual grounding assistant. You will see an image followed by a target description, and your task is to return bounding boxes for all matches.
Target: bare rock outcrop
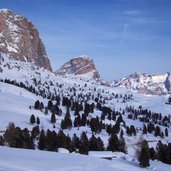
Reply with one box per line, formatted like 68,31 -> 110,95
0,9 -> 52,71
55,56 -> 100,80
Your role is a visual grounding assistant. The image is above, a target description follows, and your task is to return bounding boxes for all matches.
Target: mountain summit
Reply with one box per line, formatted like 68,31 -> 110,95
55,56 -> 100,80
0,9 -> 52,71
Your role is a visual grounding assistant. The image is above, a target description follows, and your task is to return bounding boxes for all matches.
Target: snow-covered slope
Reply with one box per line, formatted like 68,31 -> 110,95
0,55 -> 171,170
0,146 -> 171,171
0,78 -> 171,153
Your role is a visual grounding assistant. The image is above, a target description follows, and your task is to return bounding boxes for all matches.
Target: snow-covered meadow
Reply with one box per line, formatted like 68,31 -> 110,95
0,146 -> 171,171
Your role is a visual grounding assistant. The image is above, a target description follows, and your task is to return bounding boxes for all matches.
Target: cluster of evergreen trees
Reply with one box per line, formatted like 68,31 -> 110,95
0,122 -> 127,155
0,78 -> 64,100
30,114 -> 40,125
38,130 -> 105,154
155,140 -> 171,164
0,122 -> 34,149
137,140 -> 171,167
142,123 -> 169,138
126,106 -> 171,127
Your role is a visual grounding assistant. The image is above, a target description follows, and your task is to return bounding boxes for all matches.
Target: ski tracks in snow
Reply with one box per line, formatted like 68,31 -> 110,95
0,161 -> 33,171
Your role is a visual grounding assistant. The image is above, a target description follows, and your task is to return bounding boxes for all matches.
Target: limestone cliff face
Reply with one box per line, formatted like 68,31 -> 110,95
0,9 -> 52,71
55,56 -> 100,80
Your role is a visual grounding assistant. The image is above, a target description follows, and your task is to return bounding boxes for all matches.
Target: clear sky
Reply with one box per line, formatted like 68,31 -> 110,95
0,0 -> 171,81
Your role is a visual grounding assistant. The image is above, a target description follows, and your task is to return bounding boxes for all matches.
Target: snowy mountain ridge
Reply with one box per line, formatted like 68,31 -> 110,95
113,71 -> 171,95
0,8 -> 171,96
1,51 -> 171,96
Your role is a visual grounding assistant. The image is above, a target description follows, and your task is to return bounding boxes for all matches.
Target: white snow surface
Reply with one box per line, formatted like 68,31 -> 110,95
0,8 -> 11,13
0,146 -> 171,171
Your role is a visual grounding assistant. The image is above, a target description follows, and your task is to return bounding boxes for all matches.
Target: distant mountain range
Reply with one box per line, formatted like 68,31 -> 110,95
112,72 -> 171,95
0,8 -> 170,95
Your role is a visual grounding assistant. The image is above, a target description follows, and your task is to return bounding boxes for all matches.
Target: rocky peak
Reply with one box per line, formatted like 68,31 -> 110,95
55,56 -> 100,80
0,8 -> 52,71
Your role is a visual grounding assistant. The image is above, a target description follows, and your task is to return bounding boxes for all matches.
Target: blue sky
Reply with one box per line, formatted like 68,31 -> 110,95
0,0 -> 171,80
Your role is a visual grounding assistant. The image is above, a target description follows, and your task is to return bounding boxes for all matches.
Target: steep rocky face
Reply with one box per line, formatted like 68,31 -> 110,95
115,72 -> 170,95
55,56 -> 100,80
0,9 -> 52,71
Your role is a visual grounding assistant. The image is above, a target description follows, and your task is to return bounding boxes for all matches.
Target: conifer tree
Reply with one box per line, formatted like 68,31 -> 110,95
138,140 -> 150,167
31,126 -> 40,139
129,125 -> 136,136
107,133 -> 119,152
155,126 -> 161,137
36,117 -> 40,125
0,135 -> 4,146
156,140 -> 167,163
13,127 -> 23,148
30,114 -> 36,125
50,113 -> 56,124
143,124 -> 147,134
90,118 -> 98,134
48,100 -> 53,110
149,147 -> 156,160
74,116 -> 80,127
38,129 -> 46,150
64,115 -> 72,129
57,130 -> 67,149
81,114 -> 87,126
22,128 -> 34,149
89,135 -> 98,151
60,119 -> 65,130
66,135 -> 72,152
3,122 -> 16,147
126,126 -> 130,136
72,133 -> 80,151
167,143 -> 171,164
165,128 -> 168,137
34,100 -> 40,110
46,129 -> 57,151
39,102 -> 44,110
97,137 -> 104,151
79,131 -> 89,154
